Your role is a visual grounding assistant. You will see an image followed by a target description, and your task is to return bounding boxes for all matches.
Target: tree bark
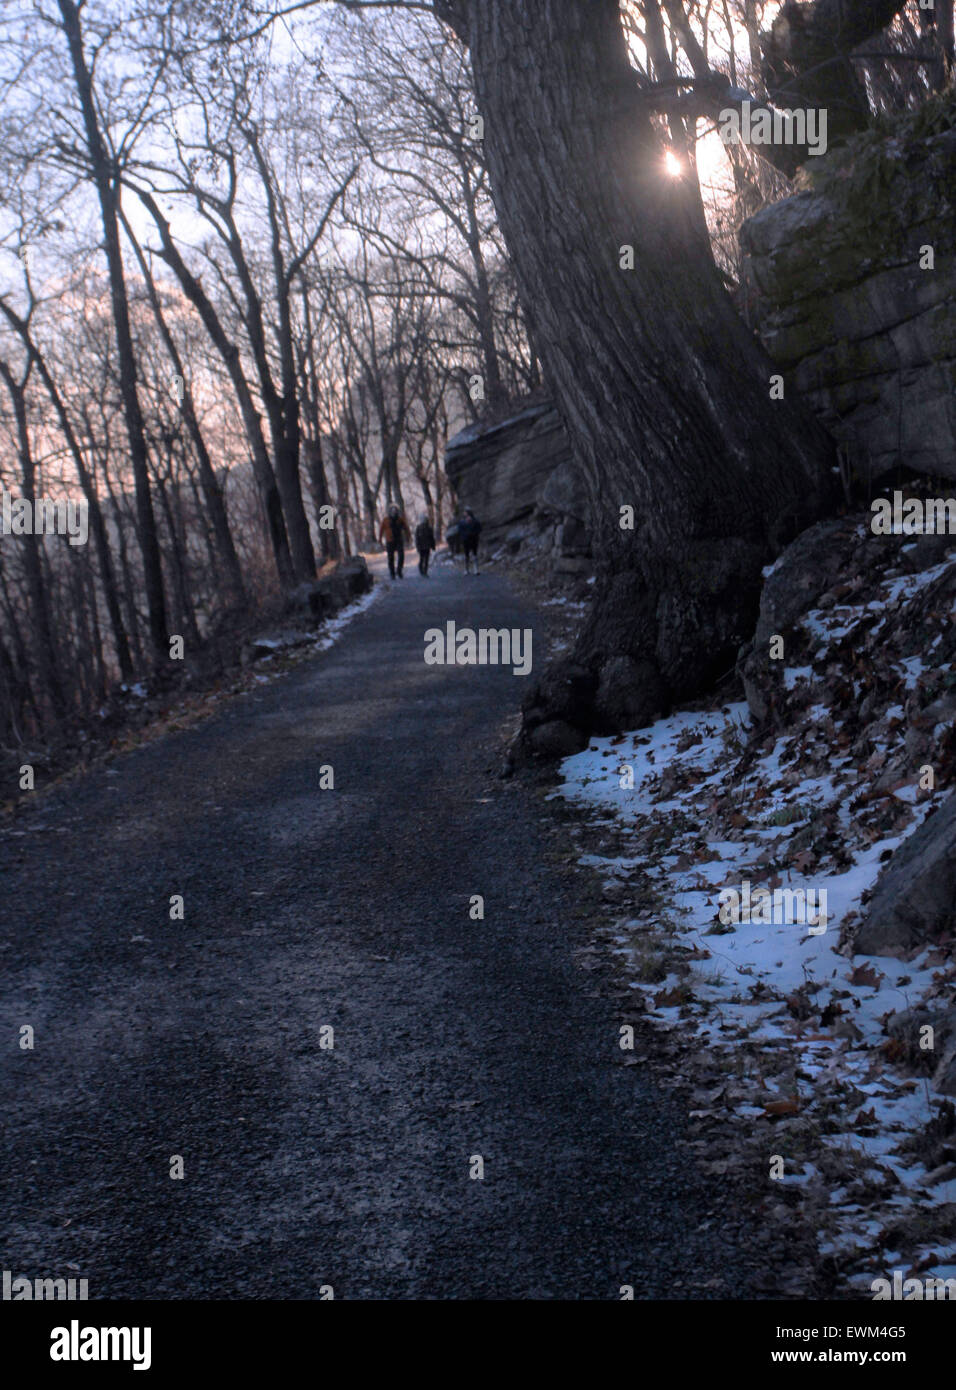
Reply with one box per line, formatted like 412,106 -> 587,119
304,435 -> 340,562
57,0 -> 169,661
155,466 -> 202,650
0,362 -> 67,721
0,298 -> 135,680
437,0 -> 839,745
118,211 -> 247,607
298,288 -> 342,562
241,129 -> 354,582
239,160 -> 316,582
136,190 -> 296,590
0,550 -> 41,737
96,451 -> 145,670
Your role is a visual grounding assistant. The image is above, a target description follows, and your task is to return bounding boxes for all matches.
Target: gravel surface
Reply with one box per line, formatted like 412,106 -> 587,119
0,556 -> 763,1299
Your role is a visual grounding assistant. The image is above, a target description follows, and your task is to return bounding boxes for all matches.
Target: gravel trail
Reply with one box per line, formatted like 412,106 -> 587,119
0,557 -> 760,1299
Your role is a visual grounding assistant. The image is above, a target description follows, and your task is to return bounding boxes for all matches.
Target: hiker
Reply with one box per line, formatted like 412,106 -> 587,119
445,516 -> 463,558
379,503 -> 411,579
415,515 -> 436,576
459,508 -> 482,575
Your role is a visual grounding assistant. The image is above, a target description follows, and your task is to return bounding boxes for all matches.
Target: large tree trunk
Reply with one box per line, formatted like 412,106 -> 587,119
0,363 -> 67,722
304,436 -> 341,562
0,551 -> 41,738
436,0 -> 839,750
57,0 -> 169,662
459,171 -> 508,410
246,126 -> 318,584
274,292 -> 317,582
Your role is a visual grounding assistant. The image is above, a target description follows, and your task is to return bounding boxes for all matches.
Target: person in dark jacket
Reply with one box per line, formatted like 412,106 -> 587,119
378,504 -> 411,578
459,508 -> 482,574
414,516 -> 436,576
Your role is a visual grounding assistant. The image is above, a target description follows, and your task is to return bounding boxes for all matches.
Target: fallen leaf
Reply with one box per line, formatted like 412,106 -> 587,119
763,1098 -> 801,1117
849,963 -> 883,989
654,984 -> 693,1008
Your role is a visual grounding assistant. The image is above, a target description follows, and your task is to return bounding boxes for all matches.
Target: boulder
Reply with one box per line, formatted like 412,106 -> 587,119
339,556 -> 373,596
246,557 -> 373,664
753,518 -> 850,649
241,629 -> 313,665
552,554 -> 593,576
594,655 -> 668,732
737,517 -> 854,723
854,794 -> 956,955
445,402 -> 578,536
284,557 -> 371,622
445,399 -> 592,574
539,456 -> 590,524
520,660 -> 599,738
527,719 -> 588,759
885,1004 -> 956,1096
740,125 -> 956,483
553,516 -> 589,554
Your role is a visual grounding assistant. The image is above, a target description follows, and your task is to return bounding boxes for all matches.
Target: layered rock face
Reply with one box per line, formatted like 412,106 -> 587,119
740,125 -> 956,482
444,401 -> 591,575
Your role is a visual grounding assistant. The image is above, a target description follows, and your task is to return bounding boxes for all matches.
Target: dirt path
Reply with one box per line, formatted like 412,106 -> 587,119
0,557 -> 763,1299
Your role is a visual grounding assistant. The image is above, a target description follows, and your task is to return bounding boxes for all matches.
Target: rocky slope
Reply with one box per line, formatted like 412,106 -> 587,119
557,500 -> 956,1293
741,110 -> 956,484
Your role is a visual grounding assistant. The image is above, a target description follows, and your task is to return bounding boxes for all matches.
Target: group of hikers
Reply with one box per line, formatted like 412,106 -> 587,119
377,504 -> 482,579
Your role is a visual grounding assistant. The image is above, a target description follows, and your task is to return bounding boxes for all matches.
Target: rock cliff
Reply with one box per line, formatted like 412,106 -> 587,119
444,401 -> 591,575
740,118 -> 956,482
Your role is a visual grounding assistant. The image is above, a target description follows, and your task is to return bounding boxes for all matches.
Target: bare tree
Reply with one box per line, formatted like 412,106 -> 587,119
53,0 -> 169,659
0,353 -> 67,719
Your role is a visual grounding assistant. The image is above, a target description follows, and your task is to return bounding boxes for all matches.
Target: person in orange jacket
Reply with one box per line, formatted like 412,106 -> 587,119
379,503 -> 411,578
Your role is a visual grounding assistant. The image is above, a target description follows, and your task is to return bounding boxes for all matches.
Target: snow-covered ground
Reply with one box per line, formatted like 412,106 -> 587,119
250,580 -> 383,684
555,544 -> 956,1295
